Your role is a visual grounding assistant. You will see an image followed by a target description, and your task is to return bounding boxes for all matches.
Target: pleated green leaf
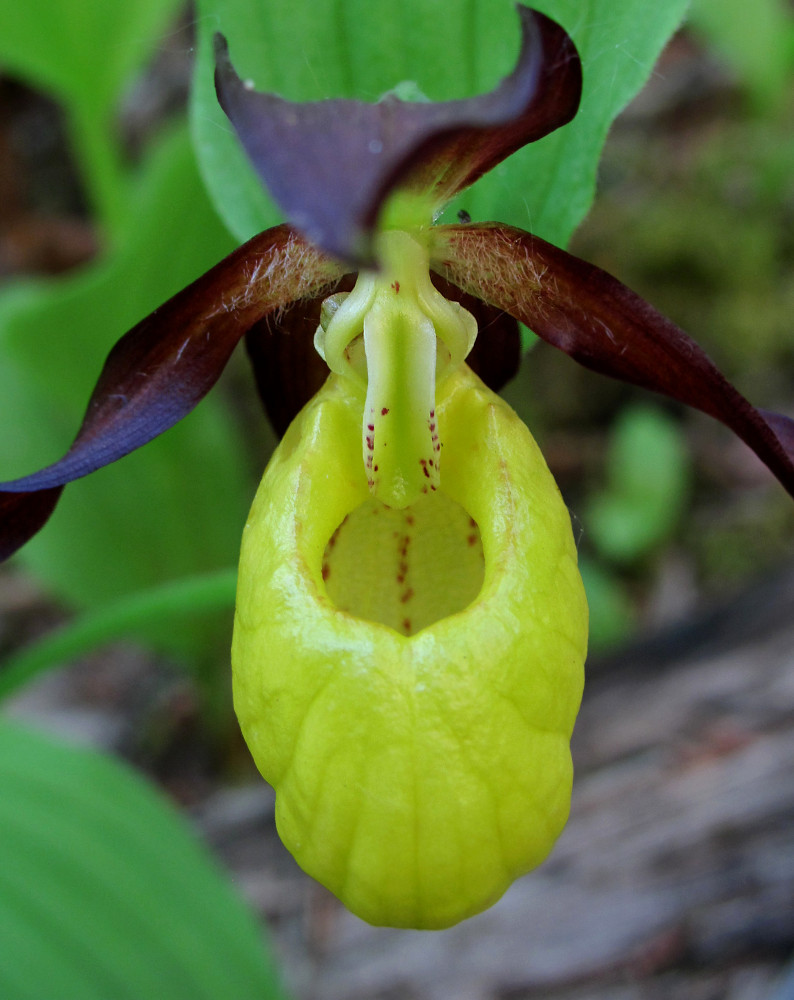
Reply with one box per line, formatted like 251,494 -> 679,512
0,720 -> 288,1000
191,0 -> 689,247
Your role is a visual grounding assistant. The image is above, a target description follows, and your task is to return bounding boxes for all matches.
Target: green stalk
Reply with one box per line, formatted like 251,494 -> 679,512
68,103 -> 129,241
0,569 -> 238,702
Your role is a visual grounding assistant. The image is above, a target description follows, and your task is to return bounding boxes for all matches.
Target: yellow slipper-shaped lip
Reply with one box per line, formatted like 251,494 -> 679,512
233,365 -> 587,929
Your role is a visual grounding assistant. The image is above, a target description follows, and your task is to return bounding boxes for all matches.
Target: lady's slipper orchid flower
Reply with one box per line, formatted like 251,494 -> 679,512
2,6 -> 794,929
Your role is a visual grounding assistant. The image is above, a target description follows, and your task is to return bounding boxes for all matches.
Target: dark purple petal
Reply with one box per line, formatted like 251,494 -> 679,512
0,489 -> 62,563
214,6 -> 580,264
432,223 -> 794,497
760,409 -> 794,457
0,225 -> 343,562
245,274 -> 356,437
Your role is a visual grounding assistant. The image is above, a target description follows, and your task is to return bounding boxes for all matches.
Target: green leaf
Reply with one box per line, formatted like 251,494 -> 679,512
191,0 -> 689,247
0,0 -> 181,113
457,0 -> 691,244
0,125 -> 248,661
0,719 -> 288,1000
0,0 -> 184,234
587,405 -> 691,564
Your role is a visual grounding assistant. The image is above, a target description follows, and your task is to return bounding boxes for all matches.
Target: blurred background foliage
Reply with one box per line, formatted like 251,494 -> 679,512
0,0 -> 790,728
0,0 -> 791,706
0,0 -> 793,993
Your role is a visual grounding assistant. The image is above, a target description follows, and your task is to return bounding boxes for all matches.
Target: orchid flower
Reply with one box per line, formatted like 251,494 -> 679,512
2,6 -> 794,931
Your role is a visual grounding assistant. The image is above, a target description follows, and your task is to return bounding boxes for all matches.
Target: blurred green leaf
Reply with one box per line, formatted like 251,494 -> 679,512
0,0 -> 184,233
191,0 -> 688,247
0,125 -> 248,661
0,719 -> 288,1000
578,555 -> 635,650
0,0 -> 181,111
688,0 -> 794,113
587,405 -> 690,564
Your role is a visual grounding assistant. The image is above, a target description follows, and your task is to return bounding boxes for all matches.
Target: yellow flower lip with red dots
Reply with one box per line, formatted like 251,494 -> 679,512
232,364 -> 587,930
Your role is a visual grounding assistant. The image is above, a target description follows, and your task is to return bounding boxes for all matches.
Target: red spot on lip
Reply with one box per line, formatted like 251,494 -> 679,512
467,534 -> 477,546
322,563 -> 330,580
402,618 -> 411,632
381,407 -> 389,415
422,465 -> 430,478
367,423 -> 374,431
391,280 -> 400,293
400,588 -> 414,603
